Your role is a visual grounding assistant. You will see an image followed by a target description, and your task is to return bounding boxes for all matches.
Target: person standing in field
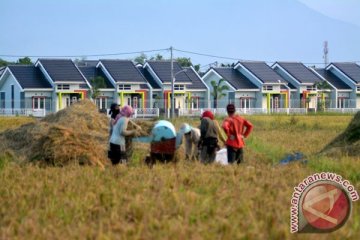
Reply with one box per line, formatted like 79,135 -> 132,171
198,111 -> 225,164
108,103 -> 120,138
108,105 -> 141,165
222,103 -> 253,164
179,123 -> 201,161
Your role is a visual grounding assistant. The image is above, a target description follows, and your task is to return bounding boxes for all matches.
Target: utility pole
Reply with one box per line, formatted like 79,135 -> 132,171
323,41 -> 329,68
170,46 -> 174,118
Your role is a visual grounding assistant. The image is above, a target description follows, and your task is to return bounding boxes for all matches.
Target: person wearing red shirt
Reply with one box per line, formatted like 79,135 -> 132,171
222,103 -> 253,164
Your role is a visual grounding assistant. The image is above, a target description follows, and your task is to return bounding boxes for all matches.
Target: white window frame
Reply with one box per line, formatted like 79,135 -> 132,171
119,84 -> 131,90
174,84 -> 185,90
262,85 -> 273,91
57,84 -> 70,90
33,97 -> 46,109
306,85 -> 317,91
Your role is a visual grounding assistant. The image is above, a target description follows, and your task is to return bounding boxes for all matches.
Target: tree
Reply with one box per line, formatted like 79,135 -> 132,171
89,76 -> 106,100
314,81 -> 332,111
210,78 -> 229,108
134,53 -> 148,64
17,57 -> 32,65
176,57 -> 192,67
194,64 -> 200,72
150,54 -> 163,61
0,58 -> 11,66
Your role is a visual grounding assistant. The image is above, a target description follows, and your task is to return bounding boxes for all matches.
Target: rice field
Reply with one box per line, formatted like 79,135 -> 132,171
0,114 -> 359,239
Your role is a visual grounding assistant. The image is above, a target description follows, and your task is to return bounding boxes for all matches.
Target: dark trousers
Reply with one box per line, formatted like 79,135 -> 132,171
227,146 -> 244,164
109,143 -> 126,165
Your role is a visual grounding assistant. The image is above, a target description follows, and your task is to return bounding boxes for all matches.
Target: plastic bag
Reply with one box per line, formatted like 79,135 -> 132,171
215,148 -> 228,165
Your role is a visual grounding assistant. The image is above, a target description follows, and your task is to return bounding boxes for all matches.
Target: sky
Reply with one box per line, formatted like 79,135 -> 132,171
1,0 -> 360,68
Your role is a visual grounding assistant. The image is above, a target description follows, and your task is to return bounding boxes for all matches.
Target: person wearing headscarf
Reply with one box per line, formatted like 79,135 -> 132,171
108,105 -> 141,164
179,123 -> 201,161
198,110 -> 225,164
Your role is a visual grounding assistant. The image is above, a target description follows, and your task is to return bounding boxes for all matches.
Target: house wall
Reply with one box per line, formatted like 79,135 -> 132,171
330,91 -> 337,108
234,92 -> 257,108
0,74 -> 22,109
357,95 -> 360,108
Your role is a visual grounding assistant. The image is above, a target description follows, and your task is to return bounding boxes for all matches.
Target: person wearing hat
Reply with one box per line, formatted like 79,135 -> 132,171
179,123 -> 201,161
198,110 -> 225,164
222,103 -> 253,164
109,105 -> 141,164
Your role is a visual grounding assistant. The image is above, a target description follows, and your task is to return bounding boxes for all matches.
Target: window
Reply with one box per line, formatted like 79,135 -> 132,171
240,98 -> 253,109
33,97 -> 45,109
306,85 -> 316,91
174,85 -> 185,90
57,84 -> 70,90
11,85 -> 14,109
262,85 -> 273,91
0,92 -> 5,108
95,97 -> 107,110
357,86 -> 360,91
119,84 -> 131,90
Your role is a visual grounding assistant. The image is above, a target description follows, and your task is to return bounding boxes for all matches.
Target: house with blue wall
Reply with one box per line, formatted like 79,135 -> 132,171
202,61 -> 288,111
35,59 -> 91,112
272,62 -> 325,110
95,60 -> 152,109
323,62 -> 360,108
142,61 -> 209,110
0,64 -> 53,115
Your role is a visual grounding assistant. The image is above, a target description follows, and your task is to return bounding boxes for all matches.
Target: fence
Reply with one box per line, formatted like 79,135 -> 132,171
0,108 -> 46,117
133,108 -> 160,118
324,108 -> 360,114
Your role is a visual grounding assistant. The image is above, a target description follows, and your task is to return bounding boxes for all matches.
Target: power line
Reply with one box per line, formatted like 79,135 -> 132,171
174,48 -> 240,61
1,47 -> 360,65
174,48 -> 360,65
0,48 -> 169,58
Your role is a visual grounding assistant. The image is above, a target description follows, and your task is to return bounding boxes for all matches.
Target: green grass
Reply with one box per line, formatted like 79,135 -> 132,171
0,115 -> 359,239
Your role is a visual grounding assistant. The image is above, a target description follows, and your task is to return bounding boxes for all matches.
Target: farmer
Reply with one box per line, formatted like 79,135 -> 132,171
222,103 -> 253,164
179,123 -> 201,161
108,103 -> 120,138
198,111 -> 225,164
109,105 -> 141,165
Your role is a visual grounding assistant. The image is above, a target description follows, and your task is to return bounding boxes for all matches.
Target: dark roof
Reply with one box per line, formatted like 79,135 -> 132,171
38,59 -> 86,83
8,65 -> 52,89
100,60 -> 147,83
238,61 -> 286,84
184,68 -> 207,89
287,82 -> 297,89
275,62 -> 322,84
0,68 -> 5,79
139,66 -> 161,89
211,67 -> 258,90
147,61 -> 192,83
78,66 -> 113,89
331,62 -> 360,84
315,68 -> 352,90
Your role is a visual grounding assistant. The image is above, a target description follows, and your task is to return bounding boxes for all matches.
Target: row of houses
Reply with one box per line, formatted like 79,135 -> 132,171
0,58 -> 359,116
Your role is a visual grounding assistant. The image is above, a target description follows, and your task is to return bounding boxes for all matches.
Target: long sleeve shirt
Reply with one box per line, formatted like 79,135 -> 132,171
222,115 -> 253,149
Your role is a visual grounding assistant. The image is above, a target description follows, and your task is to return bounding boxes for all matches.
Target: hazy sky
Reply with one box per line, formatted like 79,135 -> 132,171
298,0 -> 360,27
1,0 -> 359,67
